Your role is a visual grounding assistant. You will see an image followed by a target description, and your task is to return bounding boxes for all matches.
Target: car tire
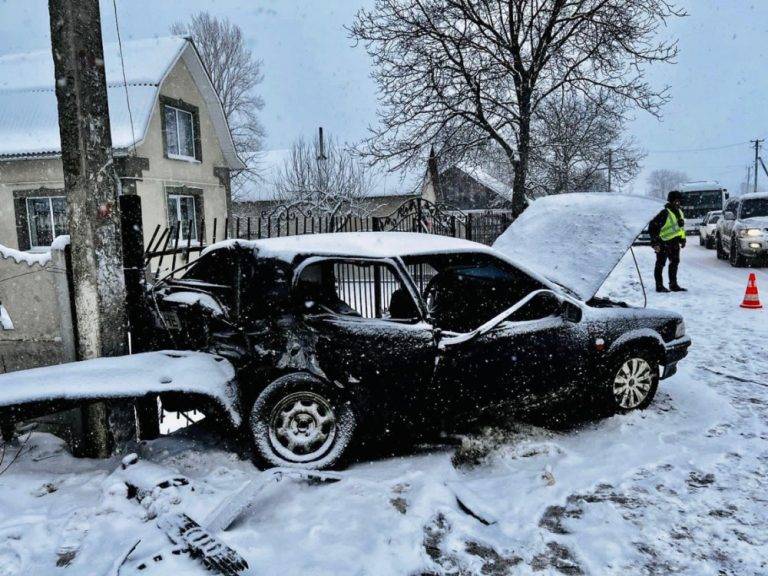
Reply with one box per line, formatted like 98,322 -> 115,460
716,235 -> 727,260
698,234 -> 705,246
706,236 -> 715,249
729,235 -> 746,267
603,349 -> 659,414
248,372 -> 356,470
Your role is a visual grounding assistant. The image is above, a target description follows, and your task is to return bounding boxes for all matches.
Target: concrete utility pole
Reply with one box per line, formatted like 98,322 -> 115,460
752,139 -> 764,194
49,0 -> 131,456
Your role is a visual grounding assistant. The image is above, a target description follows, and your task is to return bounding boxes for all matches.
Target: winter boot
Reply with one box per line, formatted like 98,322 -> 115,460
656,285 -> 670,293
670,285 -> 687,292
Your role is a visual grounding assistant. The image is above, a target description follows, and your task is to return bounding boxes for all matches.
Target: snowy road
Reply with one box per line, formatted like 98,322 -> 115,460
0,245 -> 766,575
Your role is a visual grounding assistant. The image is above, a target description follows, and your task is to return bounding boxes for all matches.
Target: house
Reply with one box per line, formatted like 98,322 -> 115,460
0,36 -> 243,252
434,162 -> 514,210
233,149 -> 432,220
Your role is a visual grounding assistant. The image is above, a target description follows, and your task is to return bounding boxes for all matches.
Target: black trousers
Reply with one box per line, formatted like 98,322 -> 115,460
654,240 -> 681,288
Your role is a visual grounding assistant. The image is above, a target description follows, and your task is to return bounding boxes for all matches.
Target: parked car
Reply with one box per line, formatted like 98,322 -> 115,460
149,194 -> 690,470
716,193 -> 768,266
698,210 -> 722,248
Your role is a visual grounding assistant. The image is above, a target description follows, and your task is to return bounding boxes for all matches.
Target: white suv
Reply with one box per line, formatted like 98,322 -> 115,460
698,210 -> 722,249
716,194 -> 768,266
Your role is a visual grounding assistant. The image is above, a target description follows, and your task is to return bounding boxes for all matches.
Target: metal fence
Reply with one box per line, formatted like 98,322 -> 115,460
144,198 -> 515,278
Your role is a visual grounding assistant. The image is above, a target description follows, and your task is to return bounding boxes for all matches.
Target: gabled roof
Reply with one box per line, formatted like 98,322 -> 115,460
0,36 -> 243,168
441,162 -> 513,200
238,149 -> 425,202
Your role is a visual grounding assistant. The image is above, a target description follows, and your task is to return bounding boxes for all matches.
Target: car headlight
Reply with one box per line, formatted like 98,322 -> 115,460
674,320 -> 686,339
739,228 -> 763,237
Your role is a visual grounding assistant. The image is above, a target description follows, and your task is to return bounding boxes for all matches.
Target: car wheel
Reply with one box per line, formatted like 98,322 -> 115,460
249,373 -> 356,470
716,235 -> 727,260
729,235 -> 746,267
605,351 -> 659,413
706,236 -> 715,249
698,234 -> 705,246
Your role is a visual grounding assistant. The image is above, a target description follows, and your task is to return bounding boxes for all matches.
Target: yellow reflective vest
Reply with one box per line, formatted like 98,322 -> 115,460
659,208 -> 686,242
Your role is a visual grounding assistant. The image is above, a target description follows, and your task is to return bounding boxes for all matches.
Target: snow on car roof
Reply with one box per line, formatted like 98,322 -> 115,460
737,192 -> 768,201
204,232 -> 498,260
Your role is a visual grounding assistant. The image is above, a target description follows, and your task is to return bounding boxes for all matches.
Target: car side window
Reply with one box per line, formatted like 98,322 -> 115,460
295,259 -> 420,322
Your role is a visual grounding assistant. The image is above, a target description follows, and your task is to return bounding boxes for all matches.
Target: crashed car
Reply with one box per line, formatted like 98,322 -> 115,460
150,193 -> 691,470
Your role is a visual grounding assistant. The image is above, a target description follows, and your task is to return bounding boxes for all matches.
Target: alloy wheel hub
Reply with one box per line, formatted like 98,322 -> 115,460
613,357 -> 653,409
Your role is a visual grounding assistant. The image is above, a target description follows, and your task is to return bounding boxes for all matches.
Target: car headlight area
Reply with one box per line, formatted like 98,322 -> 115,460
674,320 -> 686,339
738,228 -> 764,237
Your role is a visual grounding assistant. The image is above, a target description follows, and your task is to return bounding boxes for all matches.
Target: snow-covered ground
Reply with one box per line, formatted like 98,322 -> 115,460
0,245 -> 766,575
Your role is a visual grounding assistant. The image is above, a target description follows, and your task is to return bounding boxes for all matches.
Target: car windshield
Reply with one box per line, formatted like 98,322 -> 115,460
740,198 -> 768,219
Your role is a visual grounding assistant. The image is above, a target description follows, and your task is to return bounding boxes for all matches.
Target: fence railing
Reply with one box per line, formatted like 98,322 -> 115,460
144,198 -> 514,277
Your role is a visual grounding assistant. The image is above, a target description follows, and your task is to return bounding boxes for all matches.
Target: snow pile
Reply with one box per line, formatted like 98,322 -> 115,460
0,350 -> 241,425
0,235 -> 70,266
162,291 -> 224,316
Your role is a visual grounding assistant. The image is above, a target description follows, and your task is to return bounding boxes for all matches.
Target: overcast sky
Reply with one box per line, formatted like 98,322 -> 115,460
0,0 -> 766,195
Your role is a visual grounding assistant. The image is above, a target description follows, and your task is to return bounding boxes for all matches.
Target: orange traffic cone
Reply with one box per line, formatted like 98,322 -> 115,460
740,273 -> 763,309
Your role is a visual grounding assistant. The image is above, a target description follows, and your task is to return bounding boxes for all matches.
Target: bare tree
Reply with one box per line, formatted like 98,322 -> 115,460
350,0 -> 684,215
171,13 -> 265,198
646,168 -> 689,199
274,134 -> 378,217
528,92 -> 643,195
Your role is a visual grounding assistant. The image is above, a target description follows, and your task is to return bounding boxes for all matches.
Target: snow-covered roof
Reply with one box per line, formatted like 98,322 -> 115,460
443,162 -> 513,200
678,181 -> 725,192
736,192 -> 768,200
237,149 -> 425,202
204,232 -> 497,260
0,37 -> 243,168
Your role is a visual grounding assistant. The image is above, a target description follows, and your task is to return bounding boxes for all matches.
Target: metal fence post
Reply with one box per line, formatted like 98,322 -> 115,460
465,213 -> 473,241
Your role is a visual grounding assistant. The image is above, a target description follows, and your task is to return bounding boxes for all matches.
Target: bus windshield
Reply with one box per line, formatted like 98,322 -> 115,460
740,198 -> 768,219
679,190 -> 724,219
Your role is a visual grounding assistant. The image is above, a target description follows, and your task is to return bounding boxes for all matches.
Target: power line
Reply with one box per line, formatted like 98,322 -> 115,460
645,141 -> 752,154
112,0 -> 137,157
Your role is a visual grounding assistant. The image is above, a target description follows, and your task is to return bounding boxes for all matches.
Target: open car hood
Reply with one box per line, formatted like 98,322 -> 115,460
492,193 -> 663,301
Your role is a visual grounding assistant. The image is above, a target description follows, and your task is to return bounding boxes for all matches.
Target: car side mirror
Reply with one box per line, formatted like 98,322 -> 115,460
724,211 -> 736,221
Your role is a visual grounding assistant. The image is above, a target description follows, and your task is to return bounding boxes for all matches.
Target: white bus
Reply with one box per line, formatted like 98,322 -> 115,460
677,182 -> 729,234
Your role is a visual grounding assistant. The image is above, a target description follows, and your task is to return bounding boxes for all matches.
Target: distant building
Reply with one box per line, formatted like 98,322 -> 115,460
433,162 -> 513,210
0,36 -> 243,251
233,149 -> 432,220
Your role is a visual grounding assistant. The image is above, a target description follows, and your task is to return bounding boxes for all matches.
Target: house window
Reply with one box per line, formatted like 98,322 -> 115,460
167,194 -> 198,241
26,196 -> 68,248
164,105 -> 196,160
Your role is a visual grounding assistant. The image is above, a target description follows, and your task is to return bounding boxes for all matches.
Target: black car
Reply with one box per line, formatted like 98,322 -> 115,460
152,194 -> 691,470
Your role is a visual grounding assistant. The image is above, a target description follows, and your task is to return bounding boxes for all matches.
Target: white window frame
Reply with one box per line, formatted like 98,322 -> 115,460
26,195 -> 67,249
167,193 -> 198,241
164,105 -> 197,161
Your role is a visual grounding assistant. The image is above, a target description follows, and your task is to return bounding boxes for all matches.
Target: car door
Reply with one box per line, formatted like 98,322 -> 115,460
722,200 -> 739,249
435,291 -> 589,416
295,257 -> 439,426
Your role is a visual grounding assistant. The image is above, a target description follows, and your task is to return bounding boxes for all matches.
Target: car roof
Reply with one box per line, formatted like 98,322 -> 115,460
737,193 -> 768,201
203,232 -> 500,261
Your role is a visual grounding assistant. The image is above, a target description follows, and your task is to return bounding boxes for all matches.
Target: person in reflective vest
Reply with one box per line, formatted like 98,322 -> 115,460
648,190 -> 687,292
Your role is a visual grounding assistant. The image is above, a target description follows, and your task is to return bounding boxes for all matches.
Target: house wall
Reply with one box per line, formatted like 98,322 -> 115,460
133,58 -> 229,245
0,157 -> 65,249
0,246 -> 75,372
0,58 -> 230,253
